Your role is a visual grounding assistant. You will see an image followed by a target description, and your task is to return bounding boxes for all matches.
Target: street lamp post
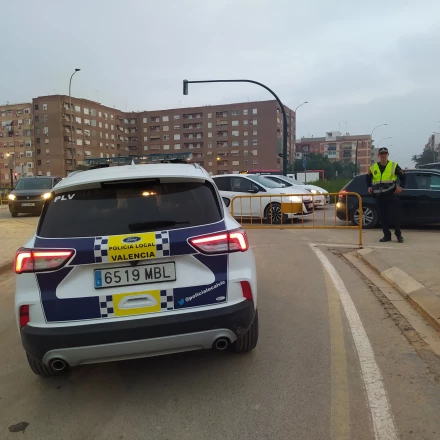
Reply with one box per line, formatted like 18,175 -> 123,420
292,102 -> 309,172
183,79 -> 290,175
69,68 -> 81,171
377,137 -> 392,149
6,153 -> 14,188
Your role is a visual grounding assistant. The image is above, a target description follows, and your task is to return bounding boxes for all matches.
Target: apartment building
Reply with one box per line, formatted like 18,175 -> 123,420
31,95 -> 137,178
0,103 -> 34,187
295,131 -> 372,174
28,96 -> 295,177
137,100 -> 295,175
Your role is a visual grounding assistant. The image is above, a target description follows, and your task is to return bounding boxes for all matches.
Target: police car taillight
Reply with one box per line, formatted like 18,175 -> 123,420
19,305 -> 30,327
15,249 -> 74,274
189,229 -> 249,254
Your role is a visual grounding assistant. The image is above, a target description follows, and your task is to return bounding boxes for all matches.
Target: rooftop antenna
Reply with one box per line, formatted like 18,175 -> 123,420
345,121 -> 348,134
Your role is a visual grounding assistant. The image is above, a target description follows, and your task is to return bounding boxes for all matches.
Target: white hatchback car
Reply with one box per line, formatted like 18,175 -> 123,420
15,163 -> 258,377
212,174 -> 314,224
265,175 -> 330,207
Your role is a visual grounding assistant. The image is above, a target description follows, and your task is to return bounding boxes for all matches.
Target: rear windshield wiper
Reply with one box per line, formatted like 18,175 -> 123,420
128,220 -> 190,232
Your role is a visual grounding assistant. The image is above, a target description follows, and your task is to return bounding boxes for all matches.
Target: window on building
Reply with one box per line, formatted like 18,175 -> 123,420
244,150 -> 249,156
43,115 -> 48,122
163,145 -> 169,150
34,104 -> 39,111
163,135 -> 170,140
252,119 -> 257,125
91,109 -> 96,116
91,120 -> 97,127
174,134 -> 180,140
77,139 -> 83,146
174,144 -> 181,150
38,159 -> 42,165
46,149 -> 50,154
253,160 -> 258,165
232,121 -> 239,126
252,150 -> 258,156
163,126 -> 169,131
43,127 -> 48,135
162,116 -> 169,122
252,109 -> 257,115
208,142 -> 212,148
45,139 -> 49,144
27,162 -> 34,168
34,115 -> 39,122
143,136 -> 148,142
232,141 -> 239,147
75,116 -> 81,124
208,122 -> 212,128
208,132 -> 212,138
232,131 -> 239,137
243,120 -> 248,125
244,140 -> 249,146
24,108 -> 30,114
36,138 -> 40,144
252,139 -> 257,146
232,161 -> 240,166
174,125 -> 180,130
253,130 -> 257,136
84,108 -> 89,115
105,123 -> 108,129
244,131 -> 249,136
174,115 -> 180,120
26,151 -> 33,157
142,117 -> 147,123
207,113 -> 212,119
232,110 -> 239,116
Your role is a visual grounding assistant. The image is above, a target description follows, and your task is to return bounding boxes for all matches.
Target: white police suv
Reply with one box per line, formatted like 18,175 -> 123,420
15,163 -> 258,377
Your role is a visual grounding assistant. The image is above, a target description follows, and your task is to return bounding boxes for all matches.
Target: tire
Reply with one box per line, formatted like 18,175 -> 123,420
350,204 -> 378,229
10,211 -> 18,218
26,354 -> 60,378
234,310 -> 259,353
265,202 -> 288,225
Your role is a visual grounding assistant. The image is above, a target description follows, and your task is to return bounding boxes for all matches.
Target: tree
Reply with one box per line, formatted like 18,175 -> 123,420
412,149 -> 437,166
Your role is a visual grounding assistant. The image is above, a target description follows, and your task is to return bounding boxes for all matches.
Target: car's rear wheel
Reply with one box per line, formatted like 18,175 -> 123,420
234,310 -> 259,353
264,202 -> 288,225
10,211 -> 18,218
350,205 -> 378,229
26,354 -> 64,378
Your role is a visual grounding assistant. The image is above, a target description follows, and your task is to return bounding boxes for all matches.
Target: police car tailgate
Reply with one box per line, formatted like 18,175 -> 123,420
32,178 -> 231,324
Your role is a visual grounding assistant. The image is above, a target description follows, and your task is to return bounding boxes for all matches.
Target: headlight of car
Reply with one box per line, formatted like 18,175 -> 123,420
8,194 -> 16,200
310,189 -> 317,194
288,196 -> 303,202
42,192 -> 52,199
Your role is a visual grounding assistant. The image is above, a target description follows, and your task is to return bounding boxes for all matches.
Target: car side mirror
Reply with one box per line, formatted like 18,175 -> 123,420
222,197 -> 230,207
246,188 -> 259,194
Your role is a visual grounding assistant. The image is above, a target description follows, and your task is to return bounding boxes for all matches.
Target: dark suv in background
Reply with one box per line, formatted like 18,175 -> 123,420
8,176 -> 62,217
336,169 -> 440,228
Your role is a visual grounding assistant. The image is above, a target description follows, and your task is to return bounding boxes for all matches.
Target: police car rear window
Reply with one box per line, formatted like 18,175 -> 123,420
38,181 -> 222,238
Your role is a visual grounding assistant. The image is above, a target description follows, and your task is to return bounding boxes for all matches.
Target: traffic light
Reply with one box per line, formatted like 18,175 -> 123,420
183,80 -> 189,95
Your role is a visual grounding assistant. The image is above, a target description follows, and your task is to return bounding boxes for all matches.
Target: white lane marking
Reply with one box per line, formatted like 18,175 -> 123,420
311,244 -> 398,440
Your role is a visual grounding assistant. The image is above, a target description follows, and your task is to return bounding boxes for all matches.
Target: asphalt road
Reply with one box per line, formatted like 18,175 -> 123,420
0,227 -> 439,440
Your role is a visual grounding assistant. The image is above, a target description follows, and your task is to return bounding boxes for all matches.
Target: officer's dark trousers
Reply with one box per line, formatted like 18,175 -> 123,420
375,193 -> 401,238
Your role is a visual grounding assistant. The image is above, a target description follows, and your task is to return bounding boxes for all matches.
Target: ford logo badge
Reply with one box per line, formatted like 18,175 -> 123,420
122,236 -> 141,243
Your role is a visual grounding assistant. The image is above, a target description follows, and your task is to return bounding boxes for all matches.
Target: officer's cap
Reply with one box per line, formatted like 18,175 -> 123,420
378,147 -> 389,154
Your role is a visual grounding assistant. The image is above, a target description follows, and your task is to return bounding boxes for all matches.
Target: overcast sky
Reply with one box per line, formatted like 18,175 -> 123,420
3,0 -> 440,167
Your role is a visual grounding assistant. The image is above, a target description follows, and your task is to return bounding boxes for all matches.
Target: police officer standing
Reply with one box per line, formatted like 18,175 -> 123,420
367,147 -> 406,243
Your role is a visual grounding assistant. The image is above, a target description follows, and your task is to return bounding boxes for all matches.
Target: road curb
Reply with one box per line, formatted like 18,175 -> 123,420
356,248 -> 440,332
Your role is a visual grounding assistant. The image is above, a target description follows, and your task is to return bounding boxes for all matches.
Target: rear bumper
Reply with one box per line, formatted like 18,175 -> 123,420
21,300 -> 255,366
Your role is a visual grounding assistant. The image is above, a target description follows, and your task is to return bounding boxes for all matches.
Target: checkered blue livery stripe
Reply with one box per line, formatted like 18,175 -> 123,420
160,289 -> 174,311
94,237 -> 109,263
99,295 -> 114,318
155,231 -> 170,258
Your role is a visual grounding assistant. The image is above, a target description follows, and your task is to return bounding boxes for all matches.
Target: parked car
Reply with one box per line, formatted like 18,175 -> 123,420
15,163 -> 258,377
262,175 -> 329,207
8,176 -> 62,217
212,174 -> 314,224
337,169 -> 440,228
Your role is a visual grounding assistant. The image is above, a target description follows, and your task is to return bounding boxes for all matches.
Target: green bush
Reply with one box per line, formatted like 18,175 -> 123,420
307,179 -> 352,203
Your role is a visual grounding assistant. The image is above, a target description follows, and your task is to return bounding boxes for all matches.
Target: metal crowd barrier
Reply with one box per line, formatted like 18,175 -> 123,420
229,192 -> 363,247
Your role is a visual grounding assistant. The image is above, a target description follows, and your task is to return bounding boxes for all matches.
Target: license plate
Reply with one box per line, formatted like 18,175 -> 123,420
21,203 -> 35,207
94,262 -> 176,289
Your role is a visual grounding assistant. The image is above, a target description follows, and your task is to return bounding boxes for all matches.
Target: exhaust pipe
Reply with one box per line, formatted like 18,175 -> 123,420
50,359 -> 68,372
214,338 -> 229,351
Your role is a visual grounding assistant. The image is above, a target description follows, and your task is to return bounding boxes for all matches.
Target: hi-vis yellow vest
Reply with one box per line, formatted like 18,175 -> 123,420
370,161 -> 397,193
